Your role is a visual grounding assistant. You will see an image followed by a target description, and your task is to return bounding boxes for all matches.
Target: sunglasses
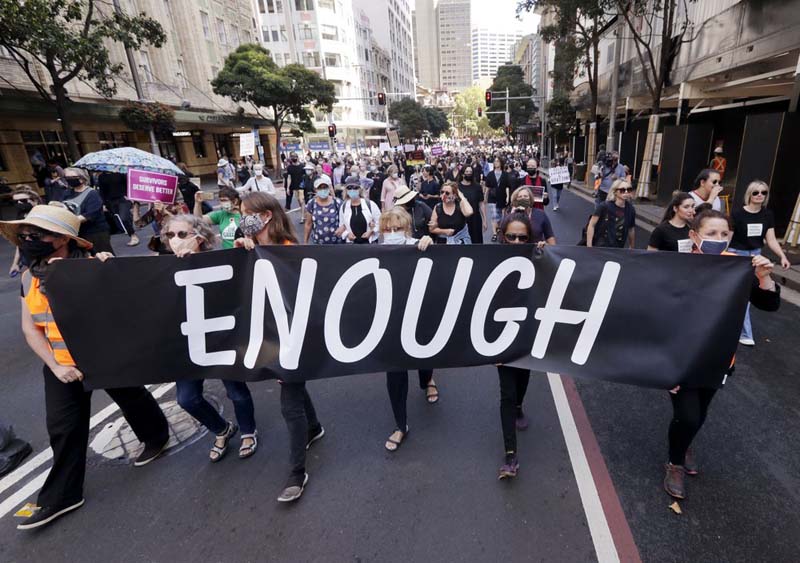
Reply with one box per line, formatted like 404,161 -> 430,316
504,233 -> 529,242
752,190 -> 768,196
164,230 -> 196,240
17,230 -> 49,242
617,187 -> 634,193
710,179 -> 720,185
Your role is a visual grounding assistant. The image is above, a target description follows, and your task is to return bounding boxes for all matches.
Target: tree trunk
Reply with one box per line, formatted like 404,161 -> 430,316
53,84 -> 80,163
274,121 -> 283,179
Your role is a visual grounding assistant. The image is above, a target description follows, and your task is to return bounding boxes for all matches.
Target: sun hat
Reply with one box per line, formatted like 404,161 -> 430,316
304,162 -> 315,171
313,174 -> 332,189
343,176 -> 361,189
217,158 -> 229,167
393,185 -> 418,206
0,203 -> 92,249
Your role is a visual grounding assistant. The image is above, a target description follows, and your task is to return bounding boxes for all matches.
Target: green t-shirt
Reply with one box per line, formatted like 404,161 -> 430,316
208,210 -> 241,249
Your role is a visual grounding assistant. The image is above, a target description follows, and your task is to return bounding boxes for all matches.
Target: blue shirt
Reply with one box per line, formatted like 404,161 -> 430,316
598,163 -> 626,193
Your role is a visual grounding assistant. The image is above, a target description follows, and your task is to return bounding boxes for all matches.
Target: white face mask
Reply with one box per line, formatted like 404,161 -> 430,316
391,173 -> 398,179
220,201 -> 233,211
382,232 -> 406,245
254,167 -> 263,177
168,235 -> 199,255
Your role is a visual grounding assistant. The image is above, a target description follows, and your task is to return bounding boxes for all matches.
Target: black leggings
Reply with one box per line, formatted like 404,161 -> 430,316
498,366 -> 531,453
386,370 -> 434,431
668,387 -> 718,465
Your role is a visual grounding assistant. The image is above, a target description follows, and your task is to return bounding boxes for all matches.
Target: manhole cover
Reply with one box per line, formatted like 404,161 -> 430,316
88,394 -> 223,466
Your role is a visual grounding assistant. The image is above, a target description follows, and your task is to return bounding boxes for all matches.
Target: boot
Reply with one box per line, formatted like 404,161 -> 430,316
684,447 -> 698,476
664,463 -> 686,499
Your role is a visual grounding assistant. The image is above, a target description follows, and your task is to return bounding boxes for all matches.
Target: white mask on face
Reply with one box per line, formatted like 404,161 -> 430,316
382,232 -> 406,245
168,235 -> 199,255
254,167 -> 263,177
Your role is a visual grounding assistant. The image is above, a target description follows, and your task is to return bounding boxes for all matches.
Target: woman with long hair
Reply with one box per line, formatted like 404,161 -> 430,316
647,192 -> 696,252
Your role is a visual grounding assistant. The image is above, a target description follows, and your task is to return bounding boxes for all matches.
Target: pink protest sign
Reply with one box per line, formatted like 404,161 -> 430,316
431,145 -> 444,156
127,170 -> 178,204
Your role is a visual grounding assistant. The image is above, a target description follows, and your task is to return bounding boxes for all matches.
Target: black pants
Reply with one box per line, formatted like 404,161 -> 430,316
467,214 -> 483,245
106,198 -> 135,236
83,231 -> 114,255
280,382 -> 320,486
498,366 -> 531,453
38,365 -> 168,507
385,370 -> 434,430
668,387 -> 718,465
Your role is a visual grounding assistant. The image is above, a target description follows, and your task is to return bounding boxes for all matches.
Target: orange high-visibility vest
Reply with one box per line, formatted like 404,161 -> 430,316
22,273 -> 75,366
711,156 -> 727,178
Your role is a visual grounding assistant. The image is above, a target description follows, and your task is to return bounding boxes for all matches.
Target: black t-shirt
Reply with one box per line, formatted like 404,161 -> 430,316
286,163 -> 305,191
419,179 -> 440,209
459,182 -> 483,213
730,206 -> 774,251
648,222 -> 692,252
593,201 -> 635,248
350,203 -> 368,241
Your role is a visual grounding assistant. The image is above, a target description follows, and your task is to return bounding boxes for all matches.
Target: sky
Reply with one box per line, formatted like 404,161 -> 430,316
470,0 -> 540,32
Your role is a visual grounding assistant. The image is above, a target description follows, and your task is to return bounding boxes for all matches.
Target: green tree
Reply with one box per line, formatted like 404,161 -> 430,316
119,101 -> 176,136
212,44 -> 336,169
0,0 -> 166,161
487,65 -> 535,131
452,86 -> 500,138
547,94 -> 577,145
424,107 -> 450,138
388,98 -> 429,140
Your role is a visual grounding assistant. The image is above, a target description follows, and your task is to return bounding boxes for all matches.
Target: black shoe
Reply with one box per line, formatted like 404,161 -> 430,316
134,436 -> 169,467
17,499 -> 85,530
491,233 -> 498,242
306,425 -> 325,450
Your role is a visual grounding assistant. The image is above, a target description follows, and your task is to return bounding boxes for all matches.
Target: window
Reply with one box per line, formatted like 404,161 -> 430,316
98,132 -> 130,150
298,24 -> 314,40
324,52 -> 341,67
318,0 -> 334,10
295,0 -> 313,10
139,51 -> 153,82
280,26 -> 288,41
191,131 -> 206,158
262,26 -> 270,42
156,132 -> 181,162
22,131 -> 70,167
258,0 -> 266,12
216,18 -> 227,44
213,133 -> 234,159
276,0 -> 283,13
302,51 -> 320,67
321,25 -> 338,41
232,27 -> 240,47
284,53 -> 293,65
271,26 -> 279,42
607,43 -> 614,64
200,12 -> 211,40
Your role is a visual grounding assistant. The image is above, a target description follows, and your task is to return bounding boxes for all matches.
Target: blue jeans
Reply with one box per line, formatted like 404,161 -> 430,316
176,379 -> 256,435
731,248 -> 761,340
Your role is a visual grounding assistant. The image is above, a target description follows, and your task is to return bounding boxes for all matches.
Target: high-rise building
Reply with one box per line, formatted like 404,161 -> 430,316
412,0 -> 440,91
472,28 -> 525,84
437,0 -> 472,92
513,33 -> 543,95
355,9 -> 392,123
353,0 -> 415,96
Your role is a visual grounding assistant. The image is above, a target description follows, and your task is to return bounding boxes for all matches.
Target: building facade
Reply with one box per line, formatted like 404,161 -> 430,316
412,0 -> 441,91
437,0 -> 472,92
471,28 -> 525,84
0,0 -> 272,187
513,34 -> 543,95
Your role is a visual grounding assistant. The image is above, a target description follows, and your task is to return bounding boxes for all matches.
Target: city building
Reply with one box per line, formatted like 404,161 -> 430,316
437,0 -> 472,92
353,0 -> 415,97
412,0 -> 440,91
471,28 -> 525,84
0,0 -> 269,186
512,33 -> 543,96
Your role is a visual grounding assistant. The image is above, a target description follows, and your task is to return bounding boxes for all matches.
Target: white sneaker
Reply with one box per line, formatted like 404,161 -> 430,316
553,205 -> 559,211
739,337 -> 755,346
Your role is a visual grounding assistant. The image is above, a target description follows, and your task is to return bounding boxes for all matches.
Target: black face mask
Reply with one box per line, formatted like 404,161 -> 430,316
15,201 -> 33,214
463,174 -> 473,181
19,238 -> 57,262
527,168 -> 538,175
66,177 -> 82,188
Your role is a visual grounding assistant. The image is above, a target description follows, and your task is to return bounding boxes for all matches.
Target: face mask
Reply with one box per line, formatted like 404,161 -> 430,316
517,199 -> 531,208
220,201 -> 233,211
347,189 -> 360,199
463,174 -> 473,181
169,236 -> 199,255
254,168 -> 263,177
391,173 -> 398,179
316,189 -> 330,199
15,201 -> 33,213
19,238 -> 57,262
382,232 -> 406,245
241,214 -> 267,237
291,157 -> 298,163
698,238 -> 728,255
66,177 -> 82,188
305,170 -> 313,176
527,168 -> 538,175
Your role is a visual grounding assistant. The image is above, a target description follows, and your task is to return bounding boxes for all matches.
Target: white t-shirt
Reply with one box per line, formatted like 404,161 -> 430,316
689,190 -> 722,212
239,175 -> 275,195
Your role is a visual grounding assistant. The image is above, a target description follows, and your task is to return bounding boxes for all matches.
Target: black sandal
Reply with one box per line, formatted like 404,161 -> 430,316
209,421 -> 238,463
384,426 -> 409,452
425,383 -> 439,404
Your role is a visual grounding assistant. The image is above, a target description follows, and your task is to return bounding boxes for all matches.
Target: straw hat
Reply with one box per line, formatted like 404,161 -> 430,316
0,203 -> 93,249
393,185 -> 418,206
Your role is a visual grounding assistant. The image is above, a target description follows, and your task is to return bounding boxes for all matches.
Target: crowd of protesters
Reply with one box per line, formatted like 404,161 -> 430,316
0,140 -> 786,530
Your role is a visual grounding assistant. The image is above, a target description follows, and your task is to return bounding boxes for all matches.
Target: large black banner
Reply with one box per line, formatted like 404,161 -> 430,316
46,245 -> 753,390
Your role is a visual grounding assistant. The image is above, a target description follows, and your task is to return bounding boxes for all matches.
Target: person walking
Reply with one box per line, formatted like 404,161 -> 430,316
1,205 -> 169,530
687,169 -> 723,212
483,157 -> 511,240
97,172 -> 139,247
336,178 -> 380,244
729,180 -> 791,346
62,168 -> 113,254
662,209 -> 780,500
418,165 -> 441,210
647,192 -> 696,253
217,158 -> 235,189
710,147 -> 727,180
284,152 -> 306,214
394,185 -> 432,240
235,193 -> 325,503
429,181 -> 474,244
586,179 -> 636,249
458,166 -> 486,244
304,175 -> 343,245
594,151 -> 625,204
239,163 -> 275,195
381,165 -> 403,211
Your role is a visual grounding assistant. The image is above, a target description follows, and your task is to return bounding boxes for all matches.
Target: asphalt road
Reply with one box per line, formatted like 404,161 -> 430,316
0,186 -> 798,562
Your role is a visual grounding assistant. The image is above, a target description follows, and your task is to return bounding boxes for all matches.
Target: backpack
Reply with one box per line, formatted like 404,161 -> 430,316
577,204 -> 610,247
63,188 -> 94,216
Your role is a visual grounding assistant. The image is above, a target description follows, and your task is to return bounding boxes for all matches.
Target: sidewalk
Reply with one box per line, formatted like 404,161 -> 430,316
562,174 -> 800,292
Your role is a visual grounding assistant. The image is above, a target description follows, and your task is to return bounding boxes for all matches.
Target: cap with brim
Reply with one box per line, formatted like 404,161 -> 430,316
304,163 -> 315,170
0,204 -> 93,249
313,174 -> 332,189
394,185 -> 418,206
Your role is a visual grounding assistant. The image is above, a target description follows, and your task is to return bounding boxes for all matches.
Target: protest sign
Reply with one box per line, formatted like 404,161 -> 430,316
431,145 -> 444,156
387,129 -> 401,147
126,170 -> 178,204
239,133 -> 255,157
549,166 -> 571,185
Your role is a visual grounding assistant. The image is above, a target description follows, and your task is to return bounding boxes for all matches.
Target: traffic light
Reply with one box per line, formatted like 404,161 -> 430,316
477,108 -> 483,117
327,123 -> 337,138
377,92 -> 386,105
485,90 -> 492,107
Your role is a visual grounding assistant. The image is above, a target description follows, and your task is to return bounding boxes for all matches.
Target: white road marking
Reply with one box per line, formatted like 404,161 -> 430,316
548,372 -> 620,563
0,383 -> 175,520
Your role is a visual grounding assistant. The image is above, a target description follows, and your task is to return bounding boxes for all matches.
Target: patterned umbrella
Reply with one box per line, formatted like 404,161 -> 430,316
73,147 -> 185,176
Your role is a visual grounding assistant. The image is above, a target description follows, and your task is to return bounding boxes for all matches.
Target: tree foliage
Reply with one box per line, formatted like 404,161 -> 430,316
547,94 -> 577,145
387,98 -> 429,140
487,65 -> 535,130
212,44 -> 336,165
0,0 -> 166,160
423,107 -> 450,138
119,102 -> 176,136
451,86 -> 500,138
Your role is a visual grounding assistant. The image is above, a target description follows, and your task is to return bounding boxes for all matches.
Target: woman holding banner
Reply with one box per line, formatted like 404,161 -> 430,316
160,214 -> 259,462
663,209 -> 780,500
234,193 -> 326,503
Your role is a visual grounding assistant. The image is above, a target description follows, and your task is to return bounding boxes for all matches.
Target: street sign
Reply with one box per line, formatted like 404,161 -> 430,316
308,141 -> 329,151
